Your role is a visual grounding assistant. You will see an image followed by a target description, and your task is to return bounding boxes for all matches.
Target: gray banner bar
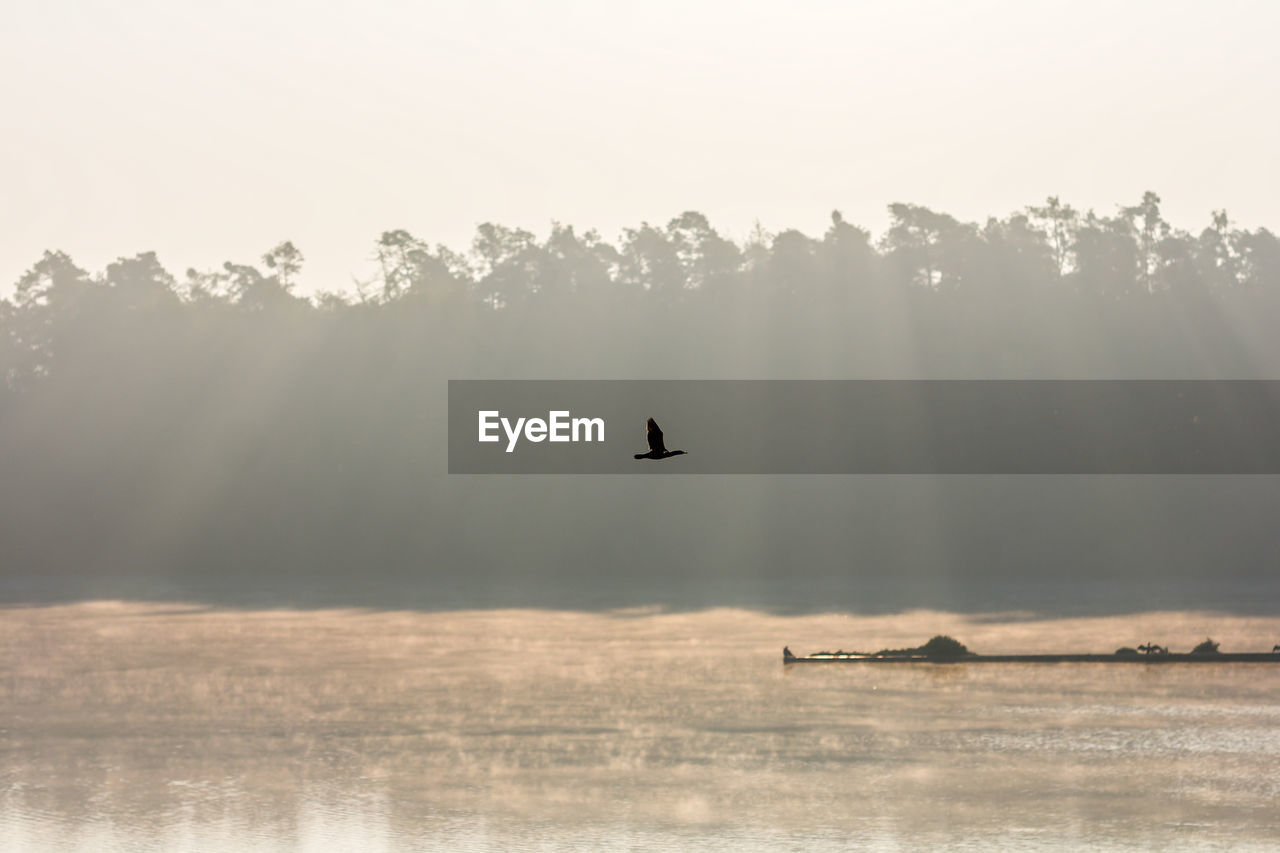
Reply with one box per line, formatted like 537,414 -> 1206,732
448,381 -> 1280,474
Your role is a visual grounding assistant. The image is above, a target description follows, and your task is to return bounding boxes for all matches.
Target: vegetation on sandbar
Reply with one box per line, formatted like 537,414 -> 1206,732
875,635 -> 972,658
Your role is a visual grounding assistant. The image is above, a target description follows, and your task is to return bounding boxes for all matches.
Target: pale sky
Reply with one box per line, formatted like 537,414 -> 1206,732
3,0 -> 1277,295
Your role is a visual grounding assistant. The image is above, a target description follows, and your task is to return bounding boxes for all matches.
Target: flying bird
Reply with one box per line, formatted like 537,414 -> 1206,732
634,417 -> 687,460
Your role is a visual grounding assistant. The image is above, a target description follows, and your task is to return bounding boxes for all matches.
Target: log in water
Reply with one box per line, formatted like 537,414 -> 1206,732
785,651 -> 1280,664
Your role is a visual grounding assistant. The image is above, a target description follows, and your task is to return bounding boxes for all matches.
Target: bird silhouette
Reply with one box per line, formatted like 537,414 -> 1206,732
634,417 -> 687,460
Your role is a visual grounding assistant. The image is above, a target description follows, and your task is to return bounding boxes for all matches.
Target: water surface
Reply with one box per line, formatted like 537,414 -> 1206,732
3,604 -> 1279,850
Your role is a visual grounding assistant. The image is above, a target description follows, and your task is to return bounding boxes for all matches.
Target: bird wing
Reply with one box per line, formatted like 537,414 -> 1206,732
646,417 -> 667,454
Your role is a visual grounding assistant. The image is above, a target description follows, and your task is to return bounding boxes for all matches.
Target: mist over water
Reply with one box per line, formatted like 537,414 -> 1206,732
4,604 -> 1278,850
4,197 -> 1280,852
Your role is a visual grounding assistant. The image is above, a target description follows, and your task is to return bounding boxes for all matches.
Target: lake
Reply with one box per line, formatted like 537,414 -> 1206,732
3,603 -> 1279,850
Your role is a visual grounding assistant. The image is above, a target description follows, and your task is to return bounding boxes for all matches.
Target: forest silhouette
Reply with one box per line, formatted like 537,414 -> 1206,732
3,193 -> 1280,612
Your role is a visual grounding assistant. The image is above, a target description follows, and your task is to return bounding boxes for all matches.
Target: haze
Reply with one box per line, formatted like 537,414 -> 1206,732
6,6 -> 1280,849
4,0 -> 1278,295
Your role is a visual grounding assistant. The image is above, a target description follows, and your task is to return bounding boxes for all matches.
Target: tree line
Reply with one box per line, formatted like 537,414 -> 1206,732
5,191 -> 1280,388
3,192 -> 1280,610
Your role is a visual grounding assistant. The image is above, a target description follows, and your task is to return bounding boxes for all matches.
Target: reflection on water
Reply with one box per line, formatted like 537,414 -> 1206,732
3,603 -> 1279,850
